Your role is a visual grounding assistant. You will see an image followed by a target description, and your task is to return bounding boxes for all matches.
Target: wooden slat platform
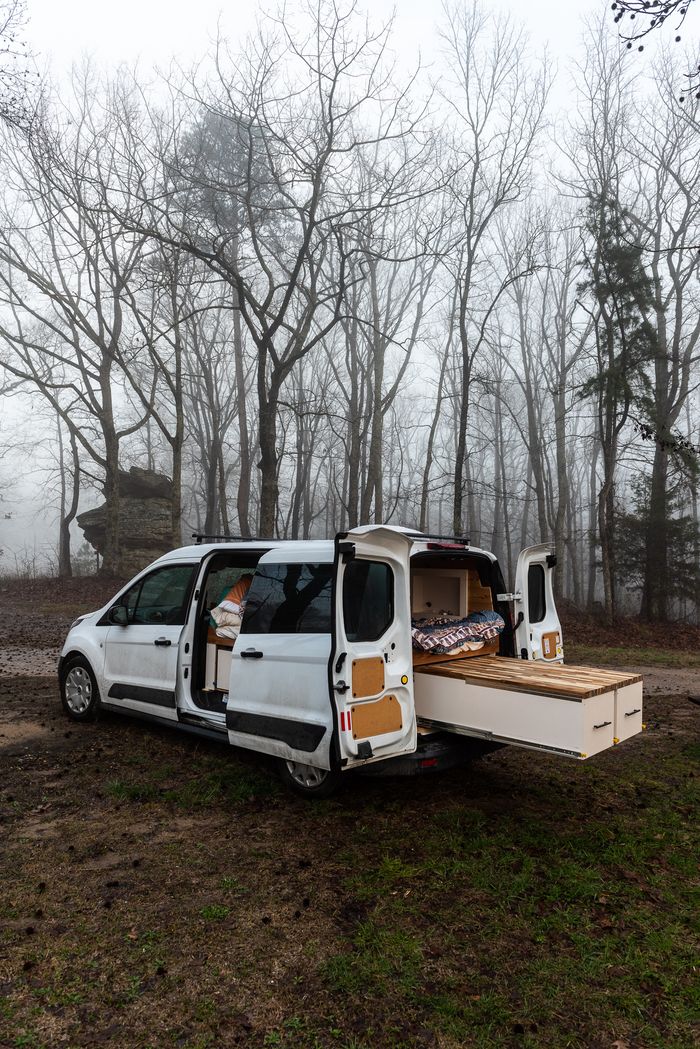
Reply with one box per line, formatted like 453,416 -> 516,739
415,656 -> 642,701
412,640 -> 499,667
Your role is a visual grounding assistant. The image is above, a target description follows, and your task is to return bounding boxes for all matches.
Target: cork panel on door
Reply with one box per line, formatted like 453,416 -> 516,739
541,631 -> 560,660
351,657 -> 385,698
351,694 -> 403,740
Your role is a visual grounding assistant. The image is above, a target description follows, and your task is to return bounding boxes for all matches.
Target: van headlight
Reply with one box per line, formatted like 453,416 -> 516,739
69,616 -> 86,630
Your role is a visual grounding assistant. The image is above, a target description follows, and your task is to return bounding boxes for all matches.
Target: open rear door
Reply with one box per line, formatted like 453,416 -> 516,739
331,526 -> 417,768
513,544 -> 563,662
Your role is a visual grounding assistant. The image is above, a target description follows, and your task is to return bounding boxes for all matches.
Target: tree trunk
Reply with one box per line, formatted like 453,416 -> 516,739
57,425 -> 80,578
452,367 -> 469,535
586,443 -> 599,611
552,379 -> 570,603
420,348 -> 448,533
232,245 -> 253,538
170,412 -> 184,549
102,426 -> 121,575
217,444 -> 230,535
203,435 -> 220,535
258,383 -> 280,537
597,453 -> 616,625
641,441 -> 669,621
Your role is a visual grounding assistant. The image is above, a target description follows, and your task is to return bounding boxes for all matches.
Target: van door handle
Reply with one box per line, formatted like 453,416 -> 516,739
240,649 -> 264,659
154,638 -> 172,647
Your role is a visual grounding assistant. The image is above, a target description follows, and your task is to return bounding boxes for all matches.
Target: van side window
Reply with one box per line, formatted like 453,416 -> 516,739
527,564 -> 546,624
343,560 -> 394,641
241,563 -> 333,634
126,564 -> 197,626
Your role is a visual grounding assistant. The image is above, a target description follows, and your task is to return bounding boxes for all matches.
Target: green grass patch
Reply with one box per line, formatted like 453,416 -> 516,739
199,904 -> 231,922
566,643 -> 700,667
104,760 -> 278,809
324,920 -> 424,997
319,750 -> 700,1047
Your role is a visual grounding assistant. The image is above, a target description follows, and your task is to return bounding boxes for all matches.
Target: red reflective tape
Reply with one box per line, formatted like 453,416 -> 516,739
340,711 -> 346,731
347,711 -> 352,730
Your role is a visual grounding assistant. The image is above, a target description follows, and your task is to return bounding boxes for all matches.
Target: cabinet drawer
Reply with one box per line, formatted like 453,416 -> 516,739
581,692 -> 616,757
614,682 -> 643,744
414,674 -> 617,759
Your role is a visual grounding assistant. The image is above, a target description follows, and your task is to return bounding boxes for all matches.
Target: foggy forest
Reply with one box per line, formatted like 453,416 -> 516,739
0,0 -> 699,626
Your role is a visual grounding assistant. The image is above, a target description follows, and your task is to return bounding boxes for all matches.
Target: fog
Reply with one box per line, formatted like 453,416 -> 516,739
0,0 -> 698,627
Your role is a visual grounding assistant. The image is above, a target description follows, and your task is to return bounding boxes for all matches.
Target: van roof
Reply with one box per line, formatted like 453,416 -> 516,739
152,526 -> 496,568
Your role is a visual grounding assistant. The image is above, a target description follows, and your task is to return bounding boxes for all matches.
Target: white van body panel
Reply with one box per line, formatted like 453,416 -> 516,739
226,545 -> 335,768
97,557 -> 199,721
332,526 -> 418,767
514,544 -> 563,663
102,622 -> 182,721
58,528 -> 642,779
58,611 -> 108,692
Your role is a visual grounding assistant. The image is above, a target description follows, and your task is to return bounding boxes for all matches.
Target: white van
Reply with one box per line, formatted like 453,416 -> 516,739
58,525 -> 643,796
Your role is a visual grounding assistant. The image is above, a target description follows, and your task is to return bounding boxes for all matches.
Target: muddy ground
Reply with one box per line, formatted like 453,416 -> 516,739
0,578 -> 698,1049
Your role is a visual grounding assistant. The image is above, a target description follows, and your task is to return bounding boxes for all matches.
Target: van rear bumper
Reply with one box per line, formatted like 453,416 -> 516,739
358,731 -> 502,777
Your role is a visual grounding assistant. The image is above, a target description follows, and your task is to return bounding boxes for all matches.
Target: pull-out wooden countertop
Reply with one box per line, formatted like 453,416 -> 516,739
415,656 -> 642,701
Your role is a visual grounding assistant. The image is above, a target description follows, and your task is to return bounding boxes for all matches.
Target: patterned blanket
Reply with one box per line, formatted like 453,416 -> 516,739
411,610 -> 505,654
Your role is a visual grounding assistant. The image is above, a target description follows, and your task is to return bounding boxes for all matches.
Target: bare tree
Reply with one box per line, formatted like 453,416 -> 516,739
624,58 -> 700,619
0,0 -> 33,129
0,72 -> 160,572
438,0 -> 551,535
111,0 -> 431,537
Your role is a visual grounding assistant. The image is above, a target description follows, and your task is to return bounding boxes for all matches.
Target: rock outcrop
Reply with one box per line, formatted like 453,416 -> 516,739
77,467 -> 175,575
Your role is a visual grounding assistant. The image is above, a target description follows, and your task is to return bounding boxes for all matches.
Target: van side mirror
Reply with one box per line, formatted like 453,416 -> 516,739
109,604 -> 129,626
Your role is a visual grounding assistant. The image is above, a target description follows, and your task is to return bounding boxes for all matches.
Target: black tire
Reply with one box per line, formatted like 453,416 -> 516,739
277,758 -> 342,799
60,655 -> 101,722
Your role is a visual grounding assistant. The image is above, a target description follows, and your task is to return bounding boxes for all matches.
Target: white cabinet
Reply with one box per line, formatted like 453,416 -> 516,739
614,681 -> 644,744
414,657 -> 643,760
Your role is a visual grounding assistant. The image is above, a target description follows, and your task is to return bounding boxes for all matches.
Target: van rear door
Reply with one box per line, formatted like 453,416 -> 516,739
332,526 -> 417,767
513,544 -> 563,662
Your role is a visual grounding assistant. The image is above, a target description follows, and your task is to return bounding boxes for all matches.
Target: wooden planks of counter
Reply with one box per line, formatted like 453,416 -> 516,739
413,655 -> 644,759
416,655 -> 642,701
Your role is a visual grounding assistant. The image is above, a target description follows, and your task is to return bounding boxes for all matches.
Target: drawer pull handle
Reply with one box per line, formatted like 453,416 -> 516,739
593,720 -> 612,730
624,708 -> 641,717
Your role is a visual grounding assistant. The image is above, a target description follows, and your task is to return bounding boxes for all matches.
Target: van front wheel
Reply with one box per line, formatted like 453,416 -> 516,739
60,656 -> 100,722
278,759 -> 341,798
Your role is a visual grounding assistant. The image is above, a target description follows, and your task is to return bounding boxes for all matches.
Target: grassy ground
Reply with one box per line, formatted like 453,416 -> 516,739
1,676 -> 698,1049
566,643 -> 700,669
1,580 -> 698,1047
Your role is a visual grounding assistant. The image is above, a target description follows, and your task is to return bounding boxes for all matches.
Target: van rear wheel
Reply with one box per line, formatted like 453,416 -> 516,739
278,759 -> 341,798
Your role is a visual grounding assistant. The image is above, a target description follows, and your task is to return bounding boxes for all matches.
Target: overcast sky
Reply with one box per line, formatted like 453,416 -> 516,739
26,0 -> 603,77
0,0 -> 639,566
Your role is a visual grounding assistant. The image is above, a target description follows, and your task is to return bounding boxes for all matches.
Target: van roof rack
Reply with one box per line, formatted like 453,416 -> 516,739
407,532 -> 471,545
192,533 -> 259,544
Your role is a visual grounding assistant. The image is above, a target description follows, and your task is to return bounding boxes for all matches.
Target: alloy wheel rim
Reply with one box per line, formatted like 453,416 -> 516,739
285,761 -> 327,789
64,666 -> 92,714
